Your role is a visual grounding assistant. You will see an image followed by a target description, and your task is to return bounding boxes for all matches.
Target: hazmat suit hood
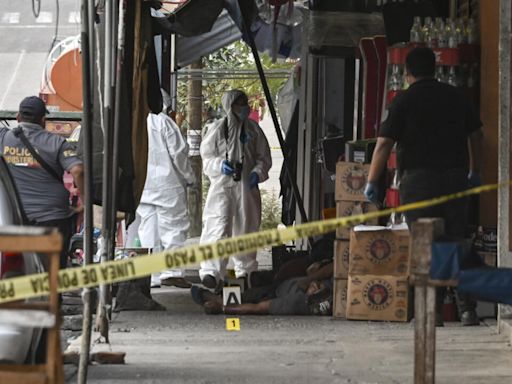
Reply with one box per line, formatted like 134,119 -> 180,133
161,89 -> 172,113
221,89 -> 247,123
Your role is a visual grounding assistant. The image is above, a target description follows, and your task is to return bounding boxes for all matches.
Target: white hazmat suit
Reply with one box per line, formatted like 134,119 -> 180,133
199,90 -> 272,283
137,109 -> 195,284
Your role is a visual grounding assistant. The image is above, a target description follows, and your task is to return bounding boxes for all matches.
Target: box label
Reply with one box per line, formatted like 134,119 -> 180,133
349,229 -> 410,275
347,274 -> 410,322
335,162 -> 370,202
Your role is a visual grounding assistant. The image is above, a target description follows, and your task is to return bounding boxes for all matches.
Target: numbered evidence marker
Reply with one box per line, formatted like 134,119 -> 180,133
226,318 -> 240,331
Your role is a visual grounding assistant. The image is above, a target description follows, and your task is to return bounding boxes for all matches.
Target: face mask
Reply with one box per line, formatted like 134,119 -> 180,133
236,105 -> 250,121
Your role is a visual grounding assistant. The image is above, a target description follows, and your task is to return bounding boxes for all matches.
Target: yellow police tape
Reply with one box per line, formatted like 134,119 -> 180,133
0,181 -> 509,304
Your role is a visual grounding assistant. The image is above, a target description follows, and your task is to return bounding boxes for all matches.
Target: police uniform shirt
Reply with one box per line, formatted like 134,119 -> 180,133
0,122 -> 83,222
379,78 -> 482,172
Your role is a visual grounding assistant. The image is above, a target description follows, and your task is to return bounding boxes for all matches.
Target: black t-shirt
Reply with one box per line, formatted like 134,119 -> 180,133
379,78 -> 482,171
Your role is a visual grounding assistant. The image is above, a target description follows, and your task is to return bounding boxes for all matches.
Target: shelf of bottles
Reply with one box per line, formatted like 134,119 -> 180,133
383,16 -> 480,221
386,16 -> 479,107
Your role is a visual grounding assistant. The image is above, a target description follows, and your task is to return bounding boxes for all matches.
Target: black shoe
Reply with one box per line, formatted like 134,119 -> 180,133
460,310 -> 479,326
161,277 -> 192,288
201,274 -> 217,289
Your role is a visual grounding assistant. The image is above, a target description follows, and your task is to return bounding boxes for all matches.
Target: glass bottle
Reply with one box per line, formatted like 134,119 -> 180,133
455,18 -> 465,45
435,66 -> 447,83
466,18 -> 478,44
433,17 -> 445,47
410,16 -> 423,43
422,17 -> 434,47
388,65 -> 402,91
447,66 -> 458,87
446,19 -> 458,48
466,63 -> 479,88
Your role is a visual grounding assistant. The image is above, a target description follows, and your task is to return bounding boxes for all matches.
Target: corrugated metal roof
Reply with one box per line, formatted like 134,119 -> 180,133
176,10 -> 241,68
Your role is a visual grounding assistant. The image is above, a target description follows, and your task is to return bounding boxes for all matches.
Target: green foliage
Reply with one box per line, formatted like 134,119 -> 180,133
177,40 -> 294,116
201,183 -> 282,231
260,189 -> 282,231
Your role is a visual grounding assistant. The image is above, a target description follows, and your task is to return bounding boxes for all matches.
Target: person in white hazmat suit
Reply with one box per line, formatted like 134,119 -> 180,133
199,89 -> 272,290
137,91 -> 195,287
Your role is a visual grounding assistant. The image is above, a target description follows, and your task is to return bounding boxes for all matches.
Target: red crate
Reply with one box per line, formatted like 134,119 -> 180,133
387,151 -> 397,169
388,44 -> 411,65
386,188 -> 400,208
458,43 -> 480,63
432,47 -> 460,66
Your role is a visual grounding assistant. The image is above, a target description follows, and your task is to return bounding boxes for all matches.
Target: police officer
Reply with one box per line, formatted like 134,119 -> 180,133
0,96 -> 84,268
364,47 -> 483,326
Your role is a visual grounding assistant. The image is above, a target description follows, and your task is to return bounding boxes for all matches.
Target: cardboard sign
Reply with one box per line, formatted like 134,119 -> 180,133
335,162 -> 370,202
346,274 -> 410,322
223,286 -> 241,306
349,227 -> 410,275
334,240 -> 350,278
335,201 -> 379,239
333,278 -> 348,319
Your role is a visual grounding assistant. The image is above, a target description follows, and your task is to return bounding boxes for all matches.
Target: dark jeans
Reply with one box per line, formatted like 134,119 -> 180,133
34,216 -> 74,269
400,168 -> 476,314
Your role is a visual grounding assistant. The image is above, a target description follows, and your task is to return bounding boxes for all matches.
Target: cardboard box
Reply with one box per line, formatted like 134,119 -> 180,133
477,251 -> 497,267
476,301 -> 497,319
335,162 -> 370,201
349,227 -> 410,275
334,240 -> 350,278
333,278 -> 348,318
346,274 -> 411,322
335,201 -> 379,239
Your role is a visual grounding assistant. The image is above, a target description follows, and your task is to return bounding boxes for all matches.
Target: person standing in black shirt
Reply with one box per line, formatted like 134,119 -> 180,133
364,47 -> 483,326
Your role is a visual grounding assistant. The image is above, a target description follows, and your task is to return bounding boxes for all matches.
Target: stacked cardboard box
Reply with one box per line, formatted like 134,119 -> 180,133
474,227 -> 497,319
333,162 -> 377,318
346,227 -> 412,322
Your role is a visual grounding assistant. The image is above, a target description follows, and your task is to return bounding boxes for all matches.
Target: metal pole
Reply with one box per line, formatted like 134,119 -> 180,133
109,0 -> 125,252
87,0 -> 95,83
238,1 -> 309,226
77,0 -> 94,381
498,0 -> 511,325
96,0 -> 116,342
170,34 -> 178,112
187,59 -> 203,237
111,0 -> 127,252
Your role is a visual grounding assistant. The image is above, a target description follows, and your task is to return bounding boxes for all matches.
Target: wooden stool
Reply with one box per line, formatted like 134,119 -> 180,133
0,226 -> 64,384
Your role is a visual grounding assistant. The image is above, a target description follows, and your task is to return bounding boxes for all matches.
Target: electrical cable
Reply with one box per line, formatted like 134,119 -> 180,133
32,0 -> 41,18
48,0 -> 60,55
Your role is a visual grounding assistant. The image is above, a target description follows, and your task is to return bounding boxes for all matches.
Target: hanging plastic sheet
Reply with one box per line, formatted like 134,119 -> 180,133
458,268 -> 512,305
306,11 -> 385,49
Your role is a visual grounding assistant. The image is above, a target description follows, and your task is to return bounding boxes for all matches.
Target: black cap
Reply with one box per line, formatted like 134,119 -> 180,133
19,96 -> 49,122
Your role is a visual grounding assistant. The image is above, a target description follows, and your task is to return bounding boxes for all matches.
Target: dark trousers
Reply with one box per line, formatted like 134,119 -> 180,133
400,168 -> 476,314
34,217 -> 74,269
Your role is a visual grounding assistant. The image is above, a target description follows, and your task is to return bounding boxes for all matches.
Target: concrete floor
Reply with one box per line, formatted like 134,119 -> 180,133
71,286 -> 512,384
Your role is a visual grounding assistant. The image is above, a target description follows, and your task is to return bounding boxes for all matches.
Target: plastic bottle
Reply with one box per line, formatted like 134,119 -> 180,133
134,237 -> 142,247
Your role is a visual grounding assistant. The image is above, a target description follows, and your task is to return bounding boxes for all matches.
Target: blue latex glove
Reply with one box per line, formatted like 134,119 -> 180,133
221,160 -> 234,175
364,182 -> 379,204
249,172 -> 259,189
468,171 -> 481,188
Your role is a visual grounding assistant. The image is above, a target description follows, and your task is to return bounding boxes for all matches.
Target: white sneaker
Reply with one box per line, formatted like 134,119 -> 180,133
151,273 -> 161,288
